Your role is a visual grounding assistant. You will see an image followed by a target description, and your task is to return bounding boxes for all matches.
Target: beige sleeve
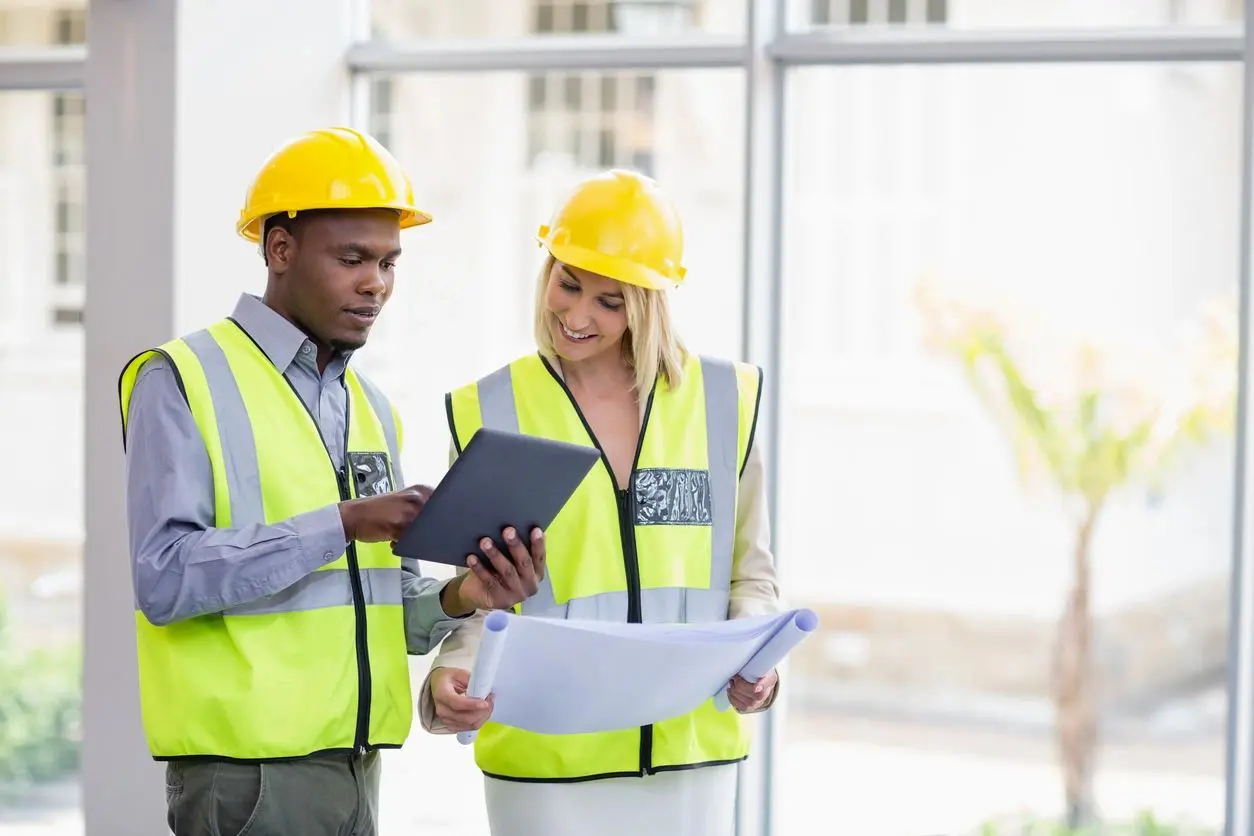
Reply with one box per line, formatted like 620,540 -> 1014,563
729,438 -> 785,712
417,440 -> 487,735
729,440 -> 782,619
416,609 -> 486,734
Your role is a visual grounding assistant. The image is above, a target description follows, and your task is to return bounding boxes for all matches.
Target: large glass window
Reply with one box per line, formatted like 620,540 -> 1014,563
0,90 -> 85,836
0,1 -> 87,47
4,0 -> 1243,833
354,67 -> 745,833
50,9 -> 85,328
795,0 -> 1241,30
775,61 -> 1239,834
0,3 -> 86,329
370,0 -> 747,40
808,0 -> 948,27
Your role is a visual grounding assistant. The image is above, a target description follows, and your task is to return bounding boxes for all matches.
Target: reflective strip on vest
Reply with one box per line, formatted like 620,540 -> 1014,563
476,356 -> 740,623
226,567 -> 403,616
183,328 -> 266,528
354,373 -> 402,477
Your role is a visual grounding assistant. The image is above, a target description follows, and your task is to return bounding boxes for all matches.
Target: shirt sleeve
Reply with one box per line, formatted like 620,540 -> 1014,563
400,567 -> 471,656
729,440 -> 783,619
124,356 -> 349,626
729,438 -> 785,712
417,609 -> 485,735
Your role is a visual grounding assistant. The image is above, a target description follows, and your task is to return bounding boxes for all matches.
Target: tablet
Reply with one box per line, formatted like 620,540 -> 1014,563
391,426 -> 601,567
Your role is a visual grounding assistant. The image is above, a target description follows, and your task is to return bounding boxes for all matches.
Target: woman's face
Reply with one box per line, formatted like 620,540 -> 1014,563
544,260 -> 630,363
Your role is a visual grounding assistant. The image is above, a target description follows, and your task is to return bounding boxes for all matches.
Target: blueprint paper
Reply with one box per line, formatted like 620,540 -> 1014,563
458,608 -> 817,739
713,608 -> 818,711
457,610 -> 510,745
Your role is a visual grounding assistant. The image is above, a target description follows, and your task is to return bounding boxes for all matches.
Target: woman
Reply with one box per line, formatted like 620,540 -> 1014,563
419,169 -> 783,836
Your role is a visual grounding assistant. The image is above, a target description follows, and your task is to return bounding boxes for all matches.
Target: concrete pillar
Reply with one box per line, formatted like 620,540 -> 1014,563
83,1 -> 355,832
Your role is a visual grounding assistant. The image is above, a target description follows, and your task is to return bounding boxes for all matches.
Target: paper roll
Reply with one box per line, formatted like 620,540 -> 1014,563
713,608 -> 818,712
456,610 -> 511,745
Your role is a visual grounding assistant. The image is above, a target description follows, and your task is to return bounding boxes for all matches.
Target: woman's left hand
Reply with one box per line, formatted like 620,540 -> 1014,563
726,668 -> 778,713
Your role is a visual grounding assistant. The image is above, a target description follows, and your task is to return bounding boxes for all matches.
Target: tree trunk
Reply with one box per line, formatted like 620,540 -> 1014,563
1052,503 -> 1101,829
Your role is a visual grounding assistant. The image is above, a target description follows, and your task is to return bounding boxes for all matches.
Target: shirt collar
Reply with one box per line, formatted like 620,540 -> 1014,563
229,293 -> 352,374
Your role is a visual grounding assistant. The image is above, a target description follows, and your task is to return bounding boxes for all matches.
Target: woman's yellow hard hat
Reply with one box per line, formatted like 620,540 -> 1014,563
237,127 -> 432,243
537,169 -> 686,291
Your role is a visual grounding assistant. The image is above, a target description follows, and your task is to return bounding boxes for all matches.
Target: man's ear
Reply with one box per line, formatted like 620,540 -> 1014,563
265,226 -> 295,272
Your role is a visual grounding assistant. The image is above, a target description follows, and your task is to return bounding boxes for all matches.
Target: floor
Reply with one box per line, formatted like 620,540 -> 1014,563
0,710 -> 1225,836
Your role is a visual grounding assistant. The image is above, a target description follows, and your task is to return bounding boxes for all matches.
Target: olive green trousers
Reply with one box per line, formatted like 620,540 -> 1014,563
164,750 -> 381,836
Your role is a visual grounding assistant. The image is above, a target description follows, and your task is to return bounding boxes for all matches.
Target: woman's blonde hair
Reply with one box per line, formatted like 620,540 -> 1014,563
533,253 -> 688,397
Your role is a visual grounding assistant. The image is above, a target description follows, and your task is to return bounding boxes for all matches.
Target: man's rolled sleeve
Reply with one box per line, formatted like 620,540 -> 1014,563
401,563 -> 471,655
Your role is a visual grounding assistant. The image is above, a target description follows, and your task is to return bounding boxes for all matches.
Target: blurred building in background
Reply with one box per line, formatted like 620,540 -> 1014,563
0,0 -> 1245,834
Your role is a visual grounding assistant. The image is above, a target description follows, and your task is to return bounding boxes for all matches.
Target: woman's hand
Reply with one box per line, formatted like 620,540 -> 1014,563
726,669 -> 778,713
431,667 -> 494,733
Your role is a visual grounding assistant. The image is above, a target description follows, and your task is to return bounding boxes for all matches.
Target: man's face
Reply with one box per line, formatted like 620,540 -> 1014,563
267,209 -> 402,355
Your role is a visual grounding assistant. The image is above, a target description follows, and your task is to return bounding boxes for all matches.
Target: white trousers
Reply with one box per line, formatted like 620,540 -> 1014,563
483,764 -> 738,836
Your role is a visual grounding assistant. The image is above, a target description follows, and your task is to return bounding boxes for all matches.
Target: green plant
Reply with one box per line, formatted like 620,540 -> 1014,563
915,279 -> 1237,828
0,581 -> 82,795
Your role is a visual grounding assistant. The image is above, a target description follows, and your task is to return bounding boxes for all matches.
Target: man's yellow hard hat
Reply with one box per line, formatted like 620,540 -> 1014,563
237,127 -> 431,243
537,169 -> 685,291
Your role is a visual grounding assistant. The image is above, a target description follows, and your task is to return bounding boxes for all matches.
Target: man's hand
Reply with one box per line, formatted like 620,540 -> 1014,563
441,527 -> 547,616
430,667 -> 494,733
726,669 -> 778,713
338,484 -> 433,543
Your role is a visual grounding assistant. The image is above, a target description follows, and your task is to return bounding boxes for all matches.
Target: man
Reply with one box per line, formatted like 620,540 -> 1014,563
117,127 -> 545,836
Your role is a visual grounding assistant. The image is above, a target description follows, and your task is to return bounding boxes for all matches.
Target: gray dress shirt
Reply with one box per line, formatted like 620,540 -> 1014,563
123,293 -> 465,653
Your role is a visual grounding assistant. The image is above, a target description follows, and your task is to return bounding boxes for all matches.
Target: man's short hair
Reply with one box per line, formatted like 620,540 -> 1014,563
259,207 -> 401,265
260,210 -> 331,265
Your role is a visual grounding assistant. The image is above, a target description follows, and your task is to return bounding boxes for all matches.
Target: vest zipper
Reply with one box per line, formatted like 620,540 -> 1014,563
227,319 -> 373,756
541,356 -> 656,776
616,487 -> 653,774
337,395 -> 373,755
616,490 -> 643,624
337,456 -> 373,756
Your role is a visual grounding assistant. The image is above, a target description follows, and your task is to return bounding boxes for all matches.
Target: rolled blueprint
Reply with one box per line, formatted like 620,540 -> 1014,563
456,610 -> 511,745
713,608 -> 818,712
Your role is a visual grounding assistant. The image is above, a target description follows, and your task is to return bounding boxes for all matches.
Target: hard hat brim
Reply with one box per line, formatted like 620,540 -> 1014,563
540,238 -> 681,291
237,204 -> 433,244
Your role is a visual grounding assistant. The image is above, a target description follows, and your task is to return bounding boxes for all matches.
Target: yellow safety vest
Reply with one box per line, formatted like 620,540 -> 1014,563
117,317 -> 412,761
446,352 -> 763,782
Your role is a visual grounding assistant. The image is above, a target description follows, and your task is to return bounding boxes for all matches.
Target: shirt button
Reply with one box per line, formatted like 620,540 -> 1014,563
324,552 -> 335,561
301,344 -> 313,355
